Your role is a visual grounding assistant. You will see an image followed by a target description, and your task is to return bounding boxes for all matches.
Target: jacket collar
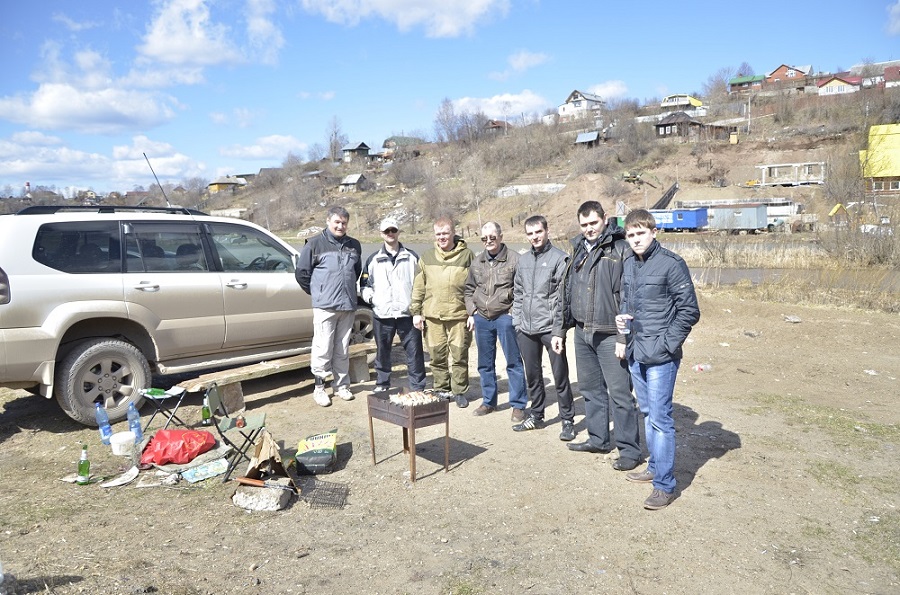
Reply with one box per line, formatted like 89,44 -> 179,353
480,243 -> 508,262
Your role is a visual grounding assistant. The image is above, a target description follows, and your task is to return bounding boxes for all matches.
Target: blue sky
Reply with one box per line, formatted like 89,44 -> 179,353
1,0 -> 899,196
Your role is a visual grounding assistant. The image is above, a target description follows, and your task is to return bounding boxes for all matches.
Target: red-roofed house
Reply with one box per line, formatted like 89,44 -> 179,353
884,66 -> 900,89
817,74 -> 862,96
765,64 -> 813,93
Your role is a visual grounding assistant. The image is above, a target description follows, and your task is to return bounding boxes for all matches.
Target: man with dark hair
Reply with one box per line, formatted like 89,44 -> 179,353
411,216 -> 474,408
511,215 -> 576,439
552,201 -> 642,470
296,205 -> 362,407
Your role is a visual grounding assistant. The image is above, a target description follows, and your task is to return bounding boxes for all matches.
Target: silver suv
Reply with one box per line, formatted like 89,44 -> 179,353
0,206 -> 373,425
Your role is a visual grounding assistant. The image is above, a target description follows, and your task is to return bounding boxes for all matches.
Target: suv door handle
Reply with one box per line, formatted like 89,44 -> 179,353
134,282 -> 160,292
226,280 -> 248,289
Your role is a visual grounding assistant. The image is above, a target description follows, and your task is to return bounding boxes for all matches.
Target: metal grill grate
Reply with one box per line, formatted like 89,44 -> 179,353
295,476 -> 349,509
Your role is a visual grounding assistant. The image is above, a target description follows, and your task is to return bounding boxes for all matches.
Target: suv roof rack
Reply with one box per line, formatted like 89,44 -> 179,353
16,205 -> 207,216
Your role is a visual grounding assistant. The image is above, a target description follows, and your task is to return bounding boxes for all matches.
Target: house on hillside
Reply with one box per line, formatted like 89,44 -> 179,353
341,142 -> 370,163
574,131 -> 601,148
860,124 -> 900,199
339,173 -> 370,193
850,59 -> 900,87
557,90 -> 605,125
728,74 -> 765,95
765,64 -> 813,93
660,94 -> 702,109
883,66 -> 900,89
208,176 -> 247,194
655,112 -> 737,143
817,74 -> 862,96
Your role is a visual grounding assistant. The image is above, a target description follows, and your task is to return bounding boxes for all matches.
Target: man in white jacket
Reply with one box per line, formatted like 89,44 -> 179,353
360,217 -> 426,393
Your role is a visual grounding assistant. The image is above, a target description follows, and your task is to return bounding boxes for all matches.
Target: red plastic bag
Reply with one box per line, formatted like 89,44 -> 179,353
140,429 -> 216,465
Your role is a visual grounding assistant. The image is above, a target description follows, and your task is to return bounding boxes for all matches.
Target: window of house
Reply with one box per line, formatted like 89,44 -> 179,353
769,167 -> 779,177
890,181 -> 900,190
787,69 -> 796,78
805,164 -> 814,175
873,181 -> 884,191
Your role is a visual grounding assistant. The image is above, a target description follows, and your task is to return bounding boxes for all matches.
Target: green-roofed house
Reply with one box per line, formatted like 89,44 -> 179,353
728,74 -> 765,95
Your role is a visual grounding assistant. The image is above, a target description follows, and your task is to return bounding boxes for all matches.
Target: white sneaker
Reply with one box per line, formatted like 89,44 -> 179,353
335,386 -> 355,401
313,385 -> 331,407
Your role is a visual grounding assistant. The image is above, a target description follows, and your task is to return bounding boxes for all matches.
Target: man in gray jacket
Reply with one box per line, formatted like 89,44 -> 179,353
360,217 -> 426,393
296,206 -> 362,407
510,215 -> 576,440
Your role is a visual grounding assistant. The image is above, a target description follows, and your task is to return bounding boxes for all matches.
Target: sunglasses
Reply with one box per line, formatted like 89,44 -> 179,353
382,228 -> 398,234
480,235 -> 498,243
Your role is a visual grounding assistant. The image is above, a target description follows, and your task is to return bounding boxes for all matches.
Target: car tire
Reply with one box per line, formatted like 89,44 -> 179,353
54,338 -> 151,426
351,308 -> 377,364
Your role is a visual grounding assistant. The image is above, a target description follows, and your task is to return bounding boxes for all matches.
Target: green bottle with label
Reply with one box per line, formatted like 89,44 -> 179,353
201,394 -> 212,426
76,444 -> 90,485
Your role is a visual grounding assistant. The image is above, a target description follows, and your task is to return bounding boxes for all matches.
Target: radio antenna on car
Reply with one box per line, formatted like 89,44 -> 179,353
143,152 -> 171,207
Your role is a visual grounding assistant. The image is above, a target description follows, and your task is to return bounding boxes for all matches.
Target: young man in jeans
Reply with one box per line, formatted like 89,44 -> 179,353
617,209 -> 700,510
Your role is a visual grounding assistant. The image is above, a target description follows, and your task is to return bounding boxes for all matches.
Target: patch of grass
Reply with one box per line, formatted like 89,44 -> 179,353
855,509 -> 900,574
750,393 -> 900,444
807,460 -> 862,489
445,578 -> 485,595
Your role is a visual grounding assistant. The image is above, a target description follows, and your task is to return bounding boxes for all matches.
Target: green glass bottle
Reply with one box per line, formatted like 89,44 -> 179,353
76,444 -> 90,485
201,395 -> 212,426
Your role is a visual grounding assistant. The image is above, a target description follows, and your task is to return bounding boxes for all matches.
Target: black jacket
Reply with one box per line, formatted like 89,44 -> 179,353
620,240 -> 700,365
295,229 -> 362,311
556,224 -> 628,338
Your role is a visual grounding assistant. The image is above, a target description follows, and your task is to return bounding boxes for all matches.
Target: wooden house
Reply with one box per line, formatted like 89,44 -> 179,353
339,173 -> 369,193
860,124 -> 900,199
817,74 -> 862,96
557,90 -> 605,124
341,142 -> 370,163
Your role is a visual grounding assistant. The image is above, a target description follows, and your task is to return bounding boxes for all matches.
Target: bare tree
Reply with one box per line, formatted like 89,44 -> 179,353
702,66 -> 736,100
307,143 -> 326,163
326,116 -> 348,162
434,98 -> 458,143
736,62 -> 755,77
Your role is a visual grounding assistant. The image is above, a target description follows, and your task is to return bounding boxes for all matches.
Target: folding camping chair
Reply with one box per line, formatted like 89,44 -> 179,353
205,383 -> 266,482
140,386 -> 188,433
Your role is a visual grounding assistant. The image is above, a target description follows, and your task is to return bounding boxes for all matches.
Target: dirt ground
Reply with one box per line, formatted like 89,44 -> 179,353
0,289 -> 898,595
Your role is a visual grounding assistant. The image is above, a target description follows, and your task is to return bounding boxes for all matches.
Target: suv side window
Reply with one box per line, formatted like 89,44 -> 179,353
33,222 -> 121,273
208,223 -> 294,272
125,223 -> 208,272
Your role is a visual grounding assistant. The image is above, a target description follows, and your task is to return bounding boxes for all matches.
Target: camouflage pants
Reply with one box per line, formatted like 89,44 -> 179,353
424,317 -> 471,395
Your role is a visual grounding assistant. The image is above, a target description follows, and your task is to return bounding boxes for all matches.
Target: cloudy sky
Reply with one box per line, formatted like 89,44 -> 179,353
1,0 -> 899,196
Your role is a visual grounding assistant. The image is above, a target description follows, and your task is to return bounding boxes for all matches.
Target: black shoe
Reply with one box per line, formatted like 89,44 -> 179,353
558,420 -> 576,442
567,441 -> 611,454
612,458 -> 640,471
512,414 -> 544,432
454,394 -> 469,408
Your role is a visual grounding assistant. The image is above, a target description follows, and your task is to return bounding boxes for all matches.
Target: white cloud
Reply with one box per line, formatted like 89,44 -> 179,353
209,107 -> 261,128
0,83 -> 178,134
246,0 -> 284,65
453,89 -> 549,119
298,90 -> 336,100
489,49 -> 549,81
112,135 -> 176,159
52,12 -> 100,32
300,0 -> 510,38
219,134 -> 307,159
889,1 -> 900,35
587,80 -> 629,100
138,0 -> 243,66
10,131 -> 63,146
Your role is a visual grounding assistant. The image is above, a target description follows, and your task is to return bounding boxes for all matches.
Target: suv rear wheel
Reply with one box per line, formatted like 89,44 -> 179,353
54,338 -> 151,425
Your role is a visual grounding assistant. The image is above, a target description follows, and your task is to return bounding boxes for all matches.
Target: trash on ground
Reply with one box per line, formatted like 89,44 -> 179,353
100,466 -> 140,488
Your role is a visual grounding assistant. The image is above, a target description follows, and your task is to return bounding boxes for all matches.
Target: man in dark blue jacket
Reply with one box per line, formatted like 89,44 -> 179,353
552,201 -> 641,470
617,209 -> 700,510
296,206 -> 362,407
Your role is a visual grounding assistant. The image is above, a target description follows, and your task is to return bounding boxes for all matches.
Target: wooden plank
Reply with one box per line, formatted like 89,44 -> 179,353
176,343 -> 376,393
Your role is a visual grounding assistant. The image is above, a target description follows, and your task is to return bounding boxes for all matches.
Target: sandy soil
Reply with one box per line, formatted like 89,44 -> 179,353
0,289 -> 898,595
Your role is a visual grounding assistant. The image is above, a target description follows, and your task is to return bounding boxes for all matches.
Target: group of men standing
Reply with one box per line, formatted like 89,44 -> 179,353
296,201 -> 699,510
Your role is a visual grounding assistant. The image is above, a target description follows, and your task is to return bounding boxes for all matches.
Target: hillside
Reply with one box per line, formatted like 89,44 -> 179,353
203,90 -> 899,243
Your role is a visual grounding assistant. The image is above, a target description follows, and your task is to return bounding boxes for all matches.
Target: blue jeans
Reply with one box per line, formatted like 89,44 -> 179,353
629,359 -> 680,494
474,313 -> 527,409
572,327 -> 641,463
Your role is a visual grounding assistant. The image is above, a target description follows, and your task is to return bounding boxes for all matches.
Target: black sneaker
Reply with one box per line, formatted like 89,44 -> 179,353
454,394 -> 469,408
558,420 -> 576,442
513,414 -> 544,432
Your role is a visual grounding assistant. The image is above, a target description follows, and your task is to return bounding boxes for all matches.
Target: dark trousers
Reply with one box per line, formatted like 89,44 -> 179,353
374,316 -> 426,391
572,327 -> 641,463
516,330 -> 574,422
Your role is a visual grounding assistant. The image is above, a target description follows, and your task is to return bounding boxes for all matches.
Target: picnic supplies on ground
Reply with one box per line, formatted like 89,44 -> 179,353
295,428 -> 338,474
140,429 -> 216,466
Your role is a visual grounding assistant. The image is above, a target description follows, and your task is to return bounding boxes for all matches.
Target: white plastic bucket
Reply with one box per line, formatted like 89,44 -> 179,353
110,431 -> 136,455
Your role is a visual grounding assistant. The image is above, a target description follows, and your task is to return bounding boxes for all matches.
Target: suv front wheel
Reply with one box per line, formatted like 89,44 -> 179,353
55,338 -> 151,425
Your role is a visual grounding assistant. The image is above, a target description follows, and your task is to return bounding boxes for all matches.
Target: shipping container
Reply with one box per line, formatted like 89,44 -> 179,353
649,208 -> 708,232
707,204 -> 768,234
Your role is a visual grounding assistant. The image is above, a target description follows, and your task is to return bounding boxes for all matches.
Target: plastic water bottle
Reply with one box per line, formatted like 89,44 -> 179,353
692,363 -> 712,372
127,402 -> 143,443
95,403 -> 113,445
76,444 -> 91,485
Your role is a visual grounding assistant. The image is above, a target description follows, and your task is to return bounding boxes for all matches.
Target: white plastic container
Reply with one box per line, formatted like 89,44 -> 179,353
110,431 -> 136,455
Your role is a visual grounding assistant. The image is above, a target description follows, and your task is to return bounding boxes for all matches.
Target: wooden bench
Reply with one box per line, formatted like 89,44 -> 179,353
175,343 -> 377,403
